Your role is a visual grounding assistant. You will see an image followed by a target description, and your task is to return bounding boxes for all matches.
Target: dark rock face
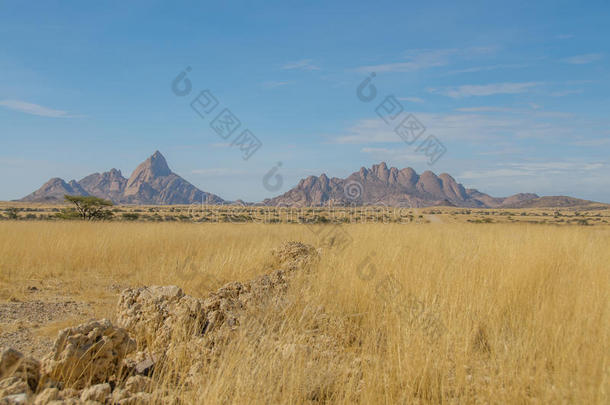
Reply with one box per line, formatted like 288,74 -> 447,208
263,162 -> 539,208
21,151 -> 225,205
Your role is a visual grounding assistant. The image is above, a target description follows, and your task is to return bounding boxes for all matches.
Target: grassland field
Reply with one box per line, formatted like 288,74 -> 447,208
0,214 -> 608,403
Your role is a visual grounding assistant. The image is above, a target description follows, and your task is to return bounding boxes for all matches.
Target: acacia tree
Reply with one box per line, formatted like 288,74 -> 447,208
64,195 -> 113,220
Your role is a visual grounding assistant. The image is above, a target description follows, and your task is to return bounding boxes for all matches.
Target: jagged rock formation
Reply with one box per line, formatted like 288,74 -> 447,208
20,151 -> 225,205
121,151 -> 224,205
78,168 -> 127,202
264,162 -> 539,208
0,242 -> 342,404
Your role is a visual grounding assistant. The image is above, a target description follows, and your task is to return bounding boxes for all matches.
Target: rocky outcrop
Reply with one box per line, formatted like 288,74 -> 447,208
78,168 -> 127,202
264,162 -> 539,208
40,319 -> 135,389
20,151 -> 226,205
0,241 -> 333,404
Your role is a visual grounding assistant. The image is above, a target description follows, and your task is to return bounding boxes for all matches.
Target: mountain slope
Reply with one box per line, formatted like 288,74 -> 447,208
121,151 -> 224,204
20,178 -> 90,202
502,195 -> 608,209
264,162 -> 539,208
20,151 -> 225,205
78,168 -> 127,202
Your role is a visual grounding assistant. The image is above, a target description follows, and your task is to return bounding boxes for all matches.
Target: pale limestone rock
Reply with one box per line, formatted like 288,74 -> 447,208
41,319 -> 135,388
125,375 -> 151,394
33,387 -> 60,404
80,383 -> 110,402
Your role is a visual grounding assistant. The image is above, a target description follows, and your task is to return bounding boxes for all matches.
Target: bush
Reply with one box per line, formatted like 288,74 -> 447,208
5,208 -> 19,219
121,213 -> 140,221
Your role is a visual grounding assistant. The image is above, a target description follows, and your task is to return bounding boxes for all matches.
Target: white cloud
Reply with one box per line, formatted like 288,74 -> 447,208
448,64 -> 527,75
361,147 -> 429,164
562,53 -> 603,64
459,169 -> 533,179
556,34 -> 574,40
429,82 -> 541,98
332,105 -> 606,146
282,59 -> 320,71
356,48 -> 456,73
0,99 -> 74,117
571,138 -> 610,147
191,168 -> 249,177
398,97 -> 425,103
262,81 -> 291,88
455,106 -> 517,113
458,161 -> 610,201
550,89 -> 583,97
355,47 -> 499,73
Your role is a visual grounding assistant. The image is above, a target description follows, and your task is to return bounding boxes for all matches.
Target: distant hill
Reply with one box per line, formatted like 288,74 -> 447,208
501,196 -> 609,209
20,151 -> 225,205
263,162 -> 541,208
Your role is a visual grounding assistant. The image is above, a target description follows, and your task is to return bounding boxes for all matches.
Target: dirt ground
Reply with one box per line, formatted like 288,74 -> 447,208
0,281 -> 116,359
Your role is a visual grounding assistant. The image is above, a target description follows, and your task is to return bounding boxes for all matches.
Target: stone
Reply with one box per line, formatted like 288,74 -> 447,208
0,377 -> 28,398
134,357 -> 156,376
41,319 -> 135,388
0,348 -> 40,391
33,388 -> 60,404
125,375 -> 151,394
0,392 -> 27,404
80,383 -> 111,402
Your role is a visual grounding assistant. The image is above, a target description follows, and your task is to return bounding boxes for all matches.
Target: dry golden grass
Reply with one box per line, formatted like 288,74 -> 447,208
0,221 -> 608,403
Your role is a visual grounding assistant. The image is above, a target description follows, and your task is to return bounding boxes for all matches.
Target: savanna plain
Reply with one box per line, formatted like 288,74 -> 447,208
0,219 -> 608,404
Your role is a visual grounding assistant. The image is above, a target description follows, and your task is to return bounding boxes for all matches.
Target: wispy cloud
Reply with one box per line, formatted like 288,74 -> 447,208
262,81 -> 291,88
398,97 -> 425,103
571,138 -> 610,147
361,147 -> 429,163
550,89 -> 583,97
355,47 -> 498,73
447,64 -> 527,75
356,48 -> 457,73
562,53 -> 603,64
459,168 -> 533,179
0,99 -> 74,117
455,106 -> 517,113
429,82 -> 541,98
191,168 -> 250,177
332,107 -> 603,145
459,161 -> 607,180
556,34 -> 574,40
282,59 -> 320,71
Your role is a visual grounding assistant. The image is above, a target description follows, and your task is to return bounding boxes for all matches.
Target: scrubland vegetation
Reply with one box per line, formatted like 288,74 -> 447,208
0,220 -> 607,403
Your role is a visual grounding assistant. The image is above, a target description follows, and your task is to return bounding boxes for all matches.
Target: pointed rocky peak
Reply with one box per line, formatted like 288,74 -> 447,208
319,173 -> 330,187
108,168 -> 124,178
416,170 -> 443,196
420,170 -> 439,179
371,162 -> 390,182
126,151 -> 172,189
146,151 -> 172,177
397,167 -> 419,186
438,173 -> 456,183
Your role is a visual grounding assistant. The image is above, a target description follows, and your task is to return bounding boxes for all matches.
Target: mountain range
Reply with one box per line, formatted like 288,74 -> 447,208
20,151 -> 225,205
19,151 -> 604,208
263,162 -> 541,208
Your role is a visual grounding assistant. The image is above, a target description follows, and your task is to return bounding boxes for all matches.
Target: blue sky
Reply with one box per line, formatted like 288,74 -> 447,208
1,0 -> 609,202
